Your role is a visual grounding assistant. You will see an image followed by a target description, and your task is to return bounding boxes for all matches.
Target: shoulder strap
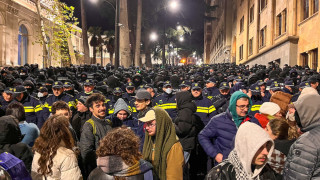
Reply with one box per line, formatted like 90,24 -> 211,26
86,119 -> 96,135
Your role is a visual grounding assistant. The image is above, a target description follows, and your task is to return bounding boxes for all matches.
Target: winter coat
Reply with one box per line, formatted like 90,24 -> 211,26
198,110 -> 260,164
88,156 -> 153,180
206,122 -> 279,180
31,147 -> 82,180
71,111 -> 91,140
0,116 -> 33,172
284,94 -> 320,179
203,87 -> 220,98
269,139 -> 295,174
174,91 -> 202,151
211,93 -> 230,114
44,93 -> 76,120
80,115 -> 112,175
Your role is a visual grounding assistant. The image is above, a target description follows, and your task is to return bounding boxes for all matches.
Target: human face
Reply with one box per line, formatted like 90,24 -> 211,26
274,111 -> 282,118
260,85 -> 266,92
206,82 -> 215,88
236,98 -> 250,117
55,109 -> 71,120
191,88 -> 202,98
126,87 -> 135,94
2,92 -> 13,102
220,89 -> 230,96
77,101 -> 88,112
53,88 -> 64,97
117,110 -> 128,120
146,88 -> 155,97
252,142 -> 270,166
89,101 -> 106,119
162,85 -> 172,92
264,123 -> 278,140
84,85 -> 94,93
180,86 -> 190,92
135,99 -> 150,111
311,82 -> 319,89
145,120 -> 156,136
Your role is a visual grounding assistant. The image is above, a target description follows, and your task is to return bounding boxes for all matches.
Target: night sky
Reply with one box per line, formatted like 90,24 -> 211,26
62,0 -> 205,51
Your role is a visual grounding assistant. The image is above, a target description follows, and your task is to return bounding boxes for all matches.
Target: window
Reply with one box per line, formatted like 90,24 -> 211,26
260,0 -> 267,12
313,0 -> 319,13
276,10 -> 287,36
312,49 -> 318,70
249,38 -> 253,55
18,25 -> 28,66
260,26 -> 267,48
303,0 -> 309,20
249,5 -> 255,23
240,16 -> 244,33
301,52 -> 308,67
239,45 -> 244,60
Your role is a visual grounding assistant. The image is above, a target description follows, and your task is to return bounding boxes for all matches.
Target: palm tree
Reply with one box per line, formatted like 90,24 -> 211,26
81,0 -> 90,64
88,26 -> 103,64
103,30 -> 115,65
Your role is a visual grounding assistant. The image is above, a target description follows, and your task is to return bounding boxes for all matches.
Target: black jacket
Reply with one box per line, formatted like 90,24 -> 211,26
174,91 -> 202,151
0,116 -> 33,172
71,111 -> 91,140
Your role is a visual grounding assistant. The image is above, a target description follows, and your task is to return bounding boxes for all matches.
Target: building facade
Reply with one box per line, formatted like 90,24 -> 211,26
0,0 -> 83,68
204,0 -> 320,70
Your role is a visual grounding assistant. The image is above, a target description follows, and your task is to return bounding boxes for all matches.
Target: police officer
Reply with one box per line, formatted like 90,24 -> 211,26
0,87 -> 14,116
122,82 -> 138,117
76,79 -> 99,100
63,81 -> 79,97
13,85 -> 47,128
247,84 -> 264,116
37,87 -> 49,104
44,81 -> 76,116
153,81 -> 177,120
105,87 -> 123,116
257,80 -> 271,102
283,80 -> 295,95
211,82 -> 231,114
292,81 -> 311,102
191,83 -> 216,126
269,82 -> 282,95
179,80 -> 192,92
203,78 -> 219,99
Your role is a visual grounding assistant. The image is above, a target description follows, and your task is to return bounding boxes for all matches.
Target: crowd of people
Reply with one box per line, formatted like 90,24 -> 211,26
0,63 -> 320,179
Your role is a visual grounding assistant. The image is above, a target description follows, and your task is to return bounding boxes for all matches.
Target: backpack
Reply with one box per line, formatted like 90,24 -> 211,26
0,152 -> 32,180
205,161 -> 236,180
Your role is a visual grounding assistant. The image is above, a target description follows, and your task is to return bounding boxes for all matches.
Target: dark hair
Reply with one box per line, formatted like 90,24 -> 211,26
33,115 -> 75,176
51,101 -> 70,115
97,126 -> 141,166
86,93 -> 106,108
6,102 -> 25,122
269,118 -> 289,140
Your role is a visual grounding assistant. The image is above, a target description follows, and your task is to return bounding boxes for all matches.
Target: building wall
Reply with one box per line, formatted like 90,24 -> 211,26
0,0 -> 83,68
205,0 -> 320,69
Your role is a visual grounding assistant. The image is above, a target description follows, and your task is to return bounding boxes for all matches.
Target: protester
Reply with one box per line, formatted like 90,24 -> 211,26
71,96 -> 91,140
31,115 -> 82,179
205,122 -> 280,179
265,118 -> 294,174
284,94 -> 320,179
0,115 -> 33,172
80,93 -> 112,178
140,107 -> 184,180
198,91 -> 260,167
253,102 -> 282,128
6,102 -> 39,147
88,127 -> 153,179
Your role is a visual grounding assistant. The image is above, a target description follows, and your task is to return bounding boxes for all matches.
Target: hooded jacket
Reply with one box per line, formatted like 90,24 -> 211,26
88,156 -> 153,180
284,94 -> 320,179
174,91 -> 202,151
0,115 -> 33,172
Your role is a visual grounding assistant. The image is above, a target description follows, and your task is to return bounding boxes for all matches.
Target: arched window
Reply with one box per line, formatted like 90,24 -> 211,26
18,25 -> 28,65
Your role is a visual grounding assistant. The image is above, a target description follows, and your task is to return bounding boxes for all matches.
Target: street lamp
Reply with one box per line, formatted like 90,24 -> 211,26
150,32 -> 158,41
179,36 -> 184,42
169,0 -> 179,11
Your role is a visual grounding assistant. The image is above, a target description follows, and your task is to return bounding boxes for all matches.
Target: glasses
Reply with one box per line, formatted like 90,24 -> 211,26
127,87 -> 134,91
192,89 -> 201,92
145,122 -> 156,127
236,105 -> 250,110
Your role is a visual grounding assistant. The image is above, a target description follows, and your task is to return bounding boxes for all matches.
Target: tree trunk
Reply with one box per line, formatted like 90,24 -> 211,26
134,0 -> 142,67
67,37 -> 77,65
110,52 -> 114,65
119,0 -> 132,68
144,35 -> 152,68
100,47 -> 103,65
35,0 -> 49,68
92,46 -> 96,64
81,0 -> 90,65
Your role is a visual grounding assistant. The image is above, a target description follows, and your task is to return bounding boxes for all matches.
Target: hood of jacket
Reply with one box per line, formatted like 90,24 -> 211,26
0,115 -> 23,145
228,91 -> 252,127
293,94 -> 320,131
113,98 -> 130,115
232,122 -> 274,179
97,156 -> 152,177
176,91 -> 197,113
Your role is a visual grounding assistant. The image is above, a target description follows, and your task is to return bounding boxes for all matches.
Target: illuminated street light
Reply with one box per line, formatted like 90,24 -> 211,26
169,0 -> 179,11
177,25 -> 182,30
90,0 -> 99,4
150,32 -> 158,41
179,36 -> 184,42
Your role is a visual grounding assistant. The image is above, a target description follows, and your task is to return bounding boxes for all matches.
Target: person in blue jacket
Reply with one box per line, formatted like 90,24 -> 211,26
198,91 -> 260,168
